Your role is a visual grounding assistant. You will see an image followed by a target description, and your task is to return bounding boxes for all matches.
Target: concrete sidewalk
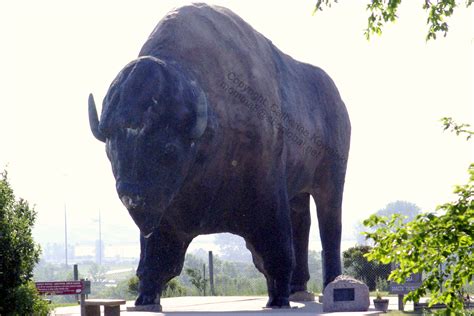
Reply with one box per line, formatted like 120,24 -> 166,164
54,296 -> 387,315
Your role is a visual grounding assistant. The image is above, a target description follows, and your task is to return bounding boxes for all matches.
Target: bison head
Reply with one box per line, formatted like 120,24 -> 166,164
88,56 -> 208,236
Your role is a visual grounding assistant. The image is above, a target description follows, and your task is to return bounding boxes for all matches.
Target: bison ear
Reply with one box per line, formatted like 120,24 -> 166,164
189,85 -> 208,139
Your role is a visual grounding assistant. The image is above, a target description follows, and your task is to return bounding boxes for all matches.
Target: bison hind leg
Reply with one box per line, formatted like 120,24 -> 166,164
246,239 -> 292,308
243,207 -> 294,308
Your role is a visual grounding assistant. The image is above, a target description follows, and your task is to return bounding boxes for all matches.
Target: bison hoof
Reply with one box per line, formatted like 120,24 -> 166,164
290,284 -> 306,294
289,290 -> 315,302
135,293 -> 160,306
266,297 -> 291,308
127,304 -> 162,312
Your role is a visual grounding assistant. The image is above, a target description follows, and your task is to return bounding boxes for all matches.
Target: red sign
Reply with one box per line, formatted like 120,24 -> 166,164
35,281 -> 84,295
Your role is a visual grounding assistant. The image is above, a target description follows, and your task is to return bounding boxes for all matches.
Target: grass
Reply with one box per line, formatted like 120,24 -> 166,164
50,302 -> 78,308
387,311 -> 474,316
369,290 -> 398,297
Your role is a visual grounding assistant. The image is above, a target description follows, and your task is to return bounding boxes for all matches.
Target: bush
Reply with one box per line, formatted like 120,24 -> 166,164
128,276 -> 139,296
0,171 -> 50,315
99,278 -> 138,300
343,245 -> 391,291
364,164 -> 474,312
127,276 -> 186,298
162,278 -> 186,297
11,281 -> 51,315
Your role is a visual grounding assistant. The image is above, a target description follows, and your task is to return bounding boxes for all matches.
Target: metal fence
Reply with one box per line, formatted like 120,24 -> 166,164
183,249 -> 391,296
342,250 -> 391,291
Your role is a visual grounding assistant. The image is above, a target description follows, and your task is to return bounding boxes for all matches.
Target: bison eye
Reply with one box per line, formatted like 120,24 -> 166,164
159,143 -> 178,164
164,143 -> 176,155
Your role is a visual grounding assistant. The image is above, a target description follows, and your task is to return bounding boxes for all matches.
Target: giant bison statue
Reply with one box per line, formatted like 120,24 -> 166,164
88,3 -> 350,310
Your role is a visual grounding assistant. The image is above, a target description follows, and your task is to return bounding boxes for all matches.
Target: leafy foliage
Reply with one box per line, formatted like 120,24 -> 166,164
313,0 -> 473,40
0,171 -> 50,315
363,163 -> 473,311
33,260 -> 76,282
128,275 -> 139,296
343,245 -> 391,291
162,278 -> 187,297
88,262 -> 108,283
214,233 -> 251,262
101,277 -> 137,301
441,117 -> 473,140
127,275 -> 185,299
11,281 -> 51,315
112,251 -> 323,300
185,267 -> 208,295
307,250 -> 324,293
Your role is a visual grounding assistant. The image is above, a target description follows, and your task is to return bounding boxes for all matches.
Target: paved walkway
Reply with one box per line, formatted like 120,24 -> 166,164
54,296 -> 410,315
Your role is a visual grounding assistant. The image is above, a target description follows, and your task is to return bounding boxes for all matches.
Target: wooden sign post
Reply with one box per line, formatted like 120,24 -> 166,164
36,280 -> 91,316
389,264 -> 422,311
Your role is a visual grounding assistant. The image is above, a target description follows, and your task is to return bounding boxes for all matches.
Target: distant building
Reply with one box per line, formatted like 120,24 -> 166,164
42,243 -> 74,263
104,243 -> 139,259
74,244 -> 95,260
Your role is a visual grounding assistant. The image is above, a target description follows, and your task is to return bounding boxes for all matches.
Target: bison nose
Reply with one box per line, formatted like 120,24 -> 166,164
116,182 -> 144,210
120,195 -> 144,210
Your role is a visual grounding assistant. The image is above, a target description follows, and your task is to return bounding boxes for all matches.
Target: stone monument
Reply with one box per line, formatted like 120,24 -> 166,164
323,275 -> 370,312
88,3 -> 351,311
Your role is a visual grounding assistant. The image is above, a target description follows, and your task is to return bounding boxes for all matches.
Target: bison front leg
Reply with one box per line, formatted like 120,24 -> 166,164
135,223 -> 190,311
135,230 -> 160,309
289,193 -> 313,300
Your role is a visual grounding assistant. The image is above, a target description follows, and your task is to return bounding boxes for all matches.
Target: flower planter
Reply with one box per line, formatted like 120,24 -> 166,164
373,298 -> 389,312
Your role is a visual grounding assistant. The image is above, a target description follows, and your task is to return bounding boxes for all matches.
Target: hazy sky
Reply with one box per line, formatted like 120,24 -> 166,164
1,1 -> 472,251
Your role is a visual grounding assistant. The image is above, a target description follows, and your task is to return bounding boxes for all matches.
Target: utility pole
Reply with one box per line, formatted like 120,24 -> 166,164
98,210 -> 102,266
203,264 -> 206,296
73,264 -> 79,301
209,251 -> 215,295
64,205 -> 68,267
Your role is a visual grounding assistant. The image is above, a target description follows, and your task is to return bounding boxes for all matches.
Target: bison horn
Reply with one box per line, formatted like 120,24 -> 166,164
88,93 -> 106,142
189,88 -> 208,139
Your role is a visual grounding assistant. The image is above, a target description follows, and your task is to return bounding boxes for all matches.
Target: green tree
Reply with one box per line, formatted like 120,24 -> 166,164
214,233 -> 251,262
307,250 -> 323,293
88,262 -> 108,283
127,276 -> 186,298
183,253 -> 206,271
33,260 -> 77,282
441,117 -> 473,140
128,275 -> 139,296
0,171 -> 50,315
375,200 -> 421,220
162,278 -> 187,297
355,201 -> 421,244
101,277 -> 137,300
343,245 -> 391,291
313,0 -> 473,40
363,119 -> 473,313
185,267 -> 208,295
